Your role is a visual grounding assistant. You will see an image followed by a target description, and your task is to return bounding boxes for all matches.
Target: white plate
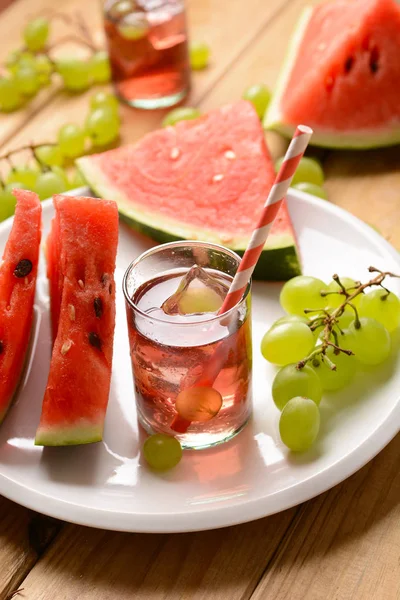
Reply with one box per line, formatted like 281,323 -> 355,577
0,189 -> 399,533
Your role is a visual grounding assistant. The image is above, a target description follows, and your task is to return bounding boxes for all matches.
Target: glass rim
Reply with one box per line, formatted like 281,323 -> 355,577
122,240 -> 251,325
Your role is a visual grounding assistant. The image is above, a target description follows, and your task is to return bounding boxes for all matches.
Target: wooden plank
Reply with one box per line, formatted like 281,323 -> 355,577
251,435 -> 400,600
0,496 -> 61,600
0,0 -> 291,149
11,509 -> 297,600
324,148 -> 400,249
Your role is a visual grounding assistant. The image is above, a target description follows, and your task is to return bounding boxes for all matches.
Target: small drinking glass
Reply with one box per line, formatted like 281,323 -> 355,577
123,241 -> 252,449
104,0 -> 191,109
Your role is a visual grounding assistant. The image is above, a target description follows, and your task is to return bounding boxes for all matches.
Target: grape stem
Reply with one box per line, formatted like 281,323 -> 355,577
297,267 -> 399,370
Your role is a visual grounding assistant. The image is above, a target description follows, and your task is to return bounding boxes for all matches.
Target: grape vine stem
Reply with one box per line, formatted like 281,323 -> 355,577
297,267 -> 399,371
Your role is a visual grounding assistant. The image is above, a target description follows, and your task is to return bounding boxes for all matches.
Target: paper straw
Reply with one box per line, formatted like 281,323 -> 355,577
218,124 -> 313,315
170,125 -> 313,433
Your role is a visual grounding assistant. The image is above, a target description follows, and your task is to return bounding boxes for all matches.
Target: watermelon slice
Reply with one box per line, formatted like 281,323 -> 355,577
265,0 -> 400,148
0,190 -> 42,423
35,195 -> 119,446
77,101 -> 301,281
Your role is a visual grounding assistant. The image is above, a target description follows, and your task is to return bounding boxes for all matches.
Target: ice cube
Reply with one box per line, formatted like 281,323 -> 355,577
162,265 -> 227,316
118,11 -> 150,40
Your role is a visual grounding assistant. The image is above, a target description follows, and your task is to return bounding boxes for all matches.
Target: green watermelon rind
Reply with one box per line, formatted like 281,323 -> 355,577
264,6 -> 400,149
76,158 -> 301,281
35,422 -> 103,446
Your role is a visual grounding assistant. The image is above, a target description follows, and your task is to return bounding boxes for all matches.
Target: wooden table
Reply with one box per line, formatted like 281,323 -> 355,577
1,0 -> 400,598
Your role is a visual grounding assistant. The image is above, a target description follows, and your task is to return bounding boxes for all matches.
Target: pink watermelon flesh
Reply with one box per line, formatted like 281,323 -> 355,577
278,0 -> 400,140
77,100 -> 301,281
35,195 -> 119,446
0,190 -> 42,423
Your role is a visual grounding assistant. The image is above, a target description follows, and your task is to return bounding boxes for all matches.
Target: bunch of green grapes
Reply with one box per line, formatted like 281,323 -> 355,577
0,16 -> 111,113
261,271 -> 399,452
0,90 -> 120,219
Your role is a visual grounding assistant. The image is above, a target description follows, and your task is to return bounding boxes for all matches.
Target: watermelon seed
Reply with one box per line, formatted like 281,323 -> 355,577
170,147 -> 180,160
14,259 -> 32,278
61,340 -> 72,356
101,273 -> 108,286
109,284 -> 112,295
68,304 -> 76,321
344,57 -> 354,73
78,279 -> 84,289
88,331 -> 102,350
224,150 -> 236,160
0,341 -> 4,354
369,47 -> 379,73
94,297 -> 103,318
212,174 -> 224,182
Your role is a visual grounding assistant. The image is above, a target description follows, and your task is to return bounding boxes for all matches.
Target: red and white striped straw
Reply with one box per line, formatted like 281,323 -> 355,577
218,124 -> 313,314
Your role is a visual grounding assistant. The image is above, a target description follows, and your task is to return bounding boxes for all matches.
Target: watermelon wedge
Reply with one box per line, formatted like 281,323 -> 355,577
265,0 -> 400,148
35,195 -> 119,446
77,101 -> 301,281
0,190 -> 42,423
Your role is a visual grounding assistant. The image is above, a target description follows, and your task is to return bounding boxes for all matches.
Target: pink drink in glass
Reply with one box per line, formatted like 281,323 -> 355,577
104,0 -> 190,109
123,242 -> 252,449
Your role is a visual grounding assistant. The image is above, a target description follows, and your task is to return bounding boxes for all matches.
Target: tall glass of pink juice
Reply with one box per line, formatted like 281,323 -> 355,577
123,241 -> 252,449
104,0 -> 190,109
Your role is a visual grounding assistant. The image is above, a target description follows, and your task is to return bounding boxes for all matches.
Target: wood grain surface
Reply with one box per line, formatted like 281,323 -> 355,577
0,0 -> 399,598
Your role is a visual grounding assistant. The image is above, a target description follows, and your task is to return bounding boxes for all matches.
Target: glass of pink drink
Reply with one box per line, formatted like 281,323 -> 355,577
123,241 -> 252,449
104,0 -> 190,109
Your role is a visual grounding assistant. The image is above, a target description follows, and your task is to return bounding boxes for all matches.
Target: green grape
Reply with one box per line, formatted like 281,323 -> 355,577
118,13 -> 149,40
67,169 -> 86,190
143,434 -> 182,471
280,275 -> 327,316
35,145 -> 64,167
189,41 -> 210,70
5,51 -> 20,74
23,18 -> 50,52
50,166 -> 69,186
90,90 -> 119,113
279,397 -> 320,452
18,52 -> 37,69
359,289 -> 400,333
177,287 -> 222,314
336,307 -> 355,329
162,107 -> 201,127
6,165 -> 39,189
85,107 -> 120,146
90,51 -> 111,83
325,277 -> 361,309
242,84 -> 271,119
57,59 -> 91,92
273,314 -> 309,327
0,78 -> 22,112
58,124 -> 86,159
261,322 -> 315,366
15,65 -> 40,96
0,183 -> 26,221
275,156 -> 324,186
35,54 -> 53,85
272,363 -> 322,411
293,182 -> 328,200
34,171 -> 67,200
348,318 -> 391,366
311,346 -> 355,391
